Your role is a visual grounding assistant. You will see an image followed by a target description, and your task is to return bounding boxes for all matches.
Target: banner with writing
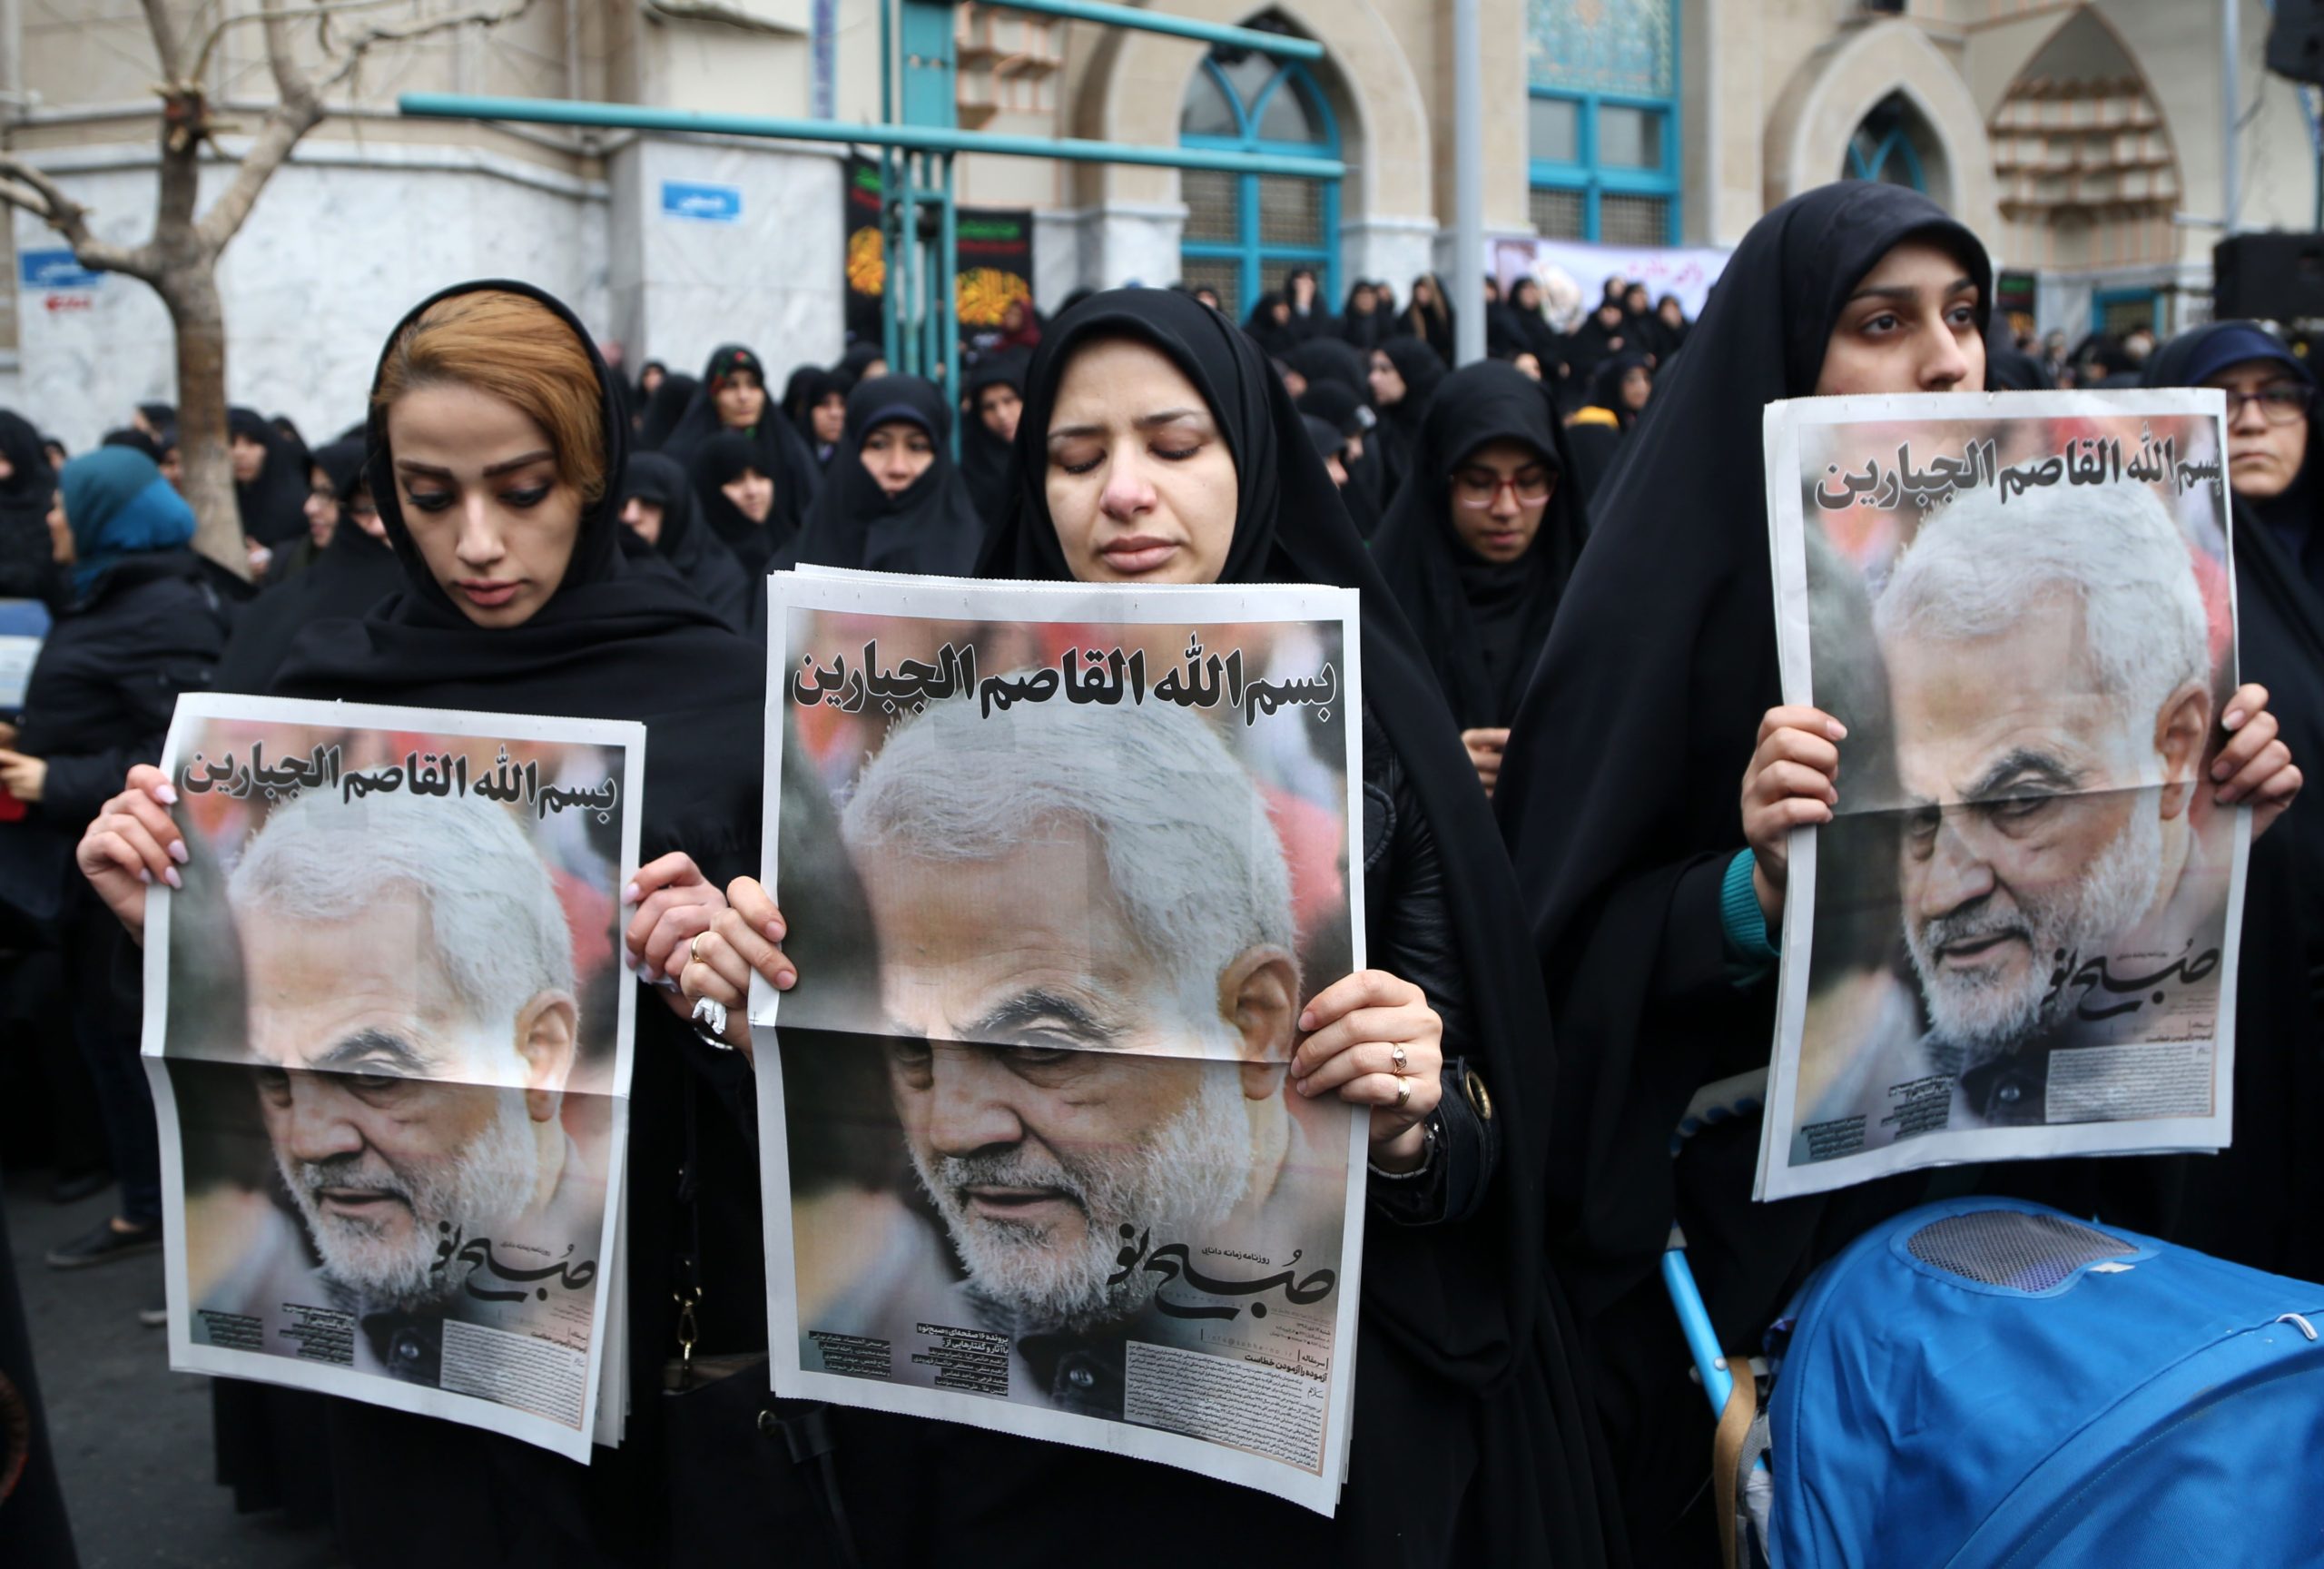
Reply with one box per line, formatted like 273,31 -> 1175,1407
143,696 -> 644,1460
753,567 -> 1367,1515
1755,390 -> 2247,1200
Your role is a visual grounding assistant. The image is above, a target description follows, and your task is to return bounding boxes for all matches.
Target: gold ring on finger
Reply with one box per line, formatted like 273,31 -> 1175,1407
689,934 -> 709,966
1395,1078 -> 1412,1110
1391,1044 -> 1408,1073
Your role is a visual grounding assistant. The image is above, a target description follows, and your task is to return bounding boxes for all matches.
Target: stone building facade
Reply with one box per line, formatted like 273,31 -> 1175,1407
5,0 -> 2315,445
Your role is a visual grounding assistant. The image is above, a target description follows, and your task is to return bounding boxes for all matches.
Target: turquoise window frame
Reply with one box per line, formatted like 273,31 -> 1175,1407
1180,55 -> 1341,310
1846,121 -> 1927,190
1524,0 -> 1683,244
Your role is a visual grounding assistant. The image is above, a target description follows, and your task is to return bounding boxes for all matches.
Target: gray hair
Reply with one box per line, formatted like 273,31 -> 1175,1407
228,788 -> 576,1031
1874,480 -> 2210,736
838,687 -> 1296,1034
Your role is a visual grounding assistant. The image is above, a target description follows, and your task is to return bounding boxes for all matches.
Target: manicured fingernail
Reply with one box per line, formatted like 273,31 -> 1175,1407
775,970 -> 796,991
2224,707 -> 2247,729
622,882 -> 641,905
137,868 -> 151,884
167,840 -> 189,864
1297,1011 -> 1315,1031
1827,721 -> 1848,741
153,783 -> 178,805
765,920 -> 785,942
162,866 -> 182,890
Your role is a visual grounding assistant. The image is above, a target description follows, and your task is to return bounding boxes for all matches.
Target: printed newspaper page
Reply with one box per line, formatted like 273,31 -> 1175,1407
754,569 -> 1367,1516
1757,390 -> 2250,1201
143,696 -> 644,1462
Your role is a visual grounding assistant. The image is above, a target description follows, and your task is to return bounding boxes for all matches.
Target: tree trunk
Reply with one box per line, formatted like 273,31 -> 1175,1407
161,263 -> 247,577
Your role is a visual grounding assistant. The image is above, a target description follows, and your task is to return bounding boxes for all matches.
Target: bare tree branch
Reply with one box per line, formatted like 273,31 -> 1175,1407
317,0 -> 540,93
0,154 -> 154,278
185,0 -> 412,87
141,0 -> 188,84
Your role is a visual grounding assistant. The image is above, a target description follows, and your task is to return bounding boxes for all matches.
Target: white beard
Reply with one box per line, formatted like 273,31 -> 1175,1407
1905,795 -> 2165,1065
909,1065 -> 1256,1336
277,1090 -> 545,1312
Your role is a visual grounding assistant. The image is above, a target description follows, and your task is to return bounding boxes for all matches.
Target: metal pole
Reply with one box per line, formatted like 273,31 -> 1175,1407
980,0 -> 1322,59
398,94 -> 1347,179
941,151 -> 960,459
2221,0 -> 2240,237
1452,0 -> 1485,365
881,0 -> 900,363
900,159 -> 919,376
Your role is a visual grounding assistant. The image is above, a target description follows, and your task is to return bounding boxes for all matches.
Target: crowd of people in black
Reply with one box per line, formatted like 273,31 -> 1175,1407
0,178 -> 2318,1568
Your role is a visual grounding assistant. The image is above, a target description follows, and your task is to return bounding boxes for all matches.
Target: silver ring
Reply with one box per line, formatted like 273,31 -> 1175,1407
1391,1044 -> 1408,1073
1395,1078 -> 1412,1110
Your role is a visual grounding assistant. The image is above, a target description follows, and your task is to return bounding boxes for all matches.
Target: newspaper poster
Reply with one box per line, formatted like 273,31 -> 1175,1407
1755,390 -> 2250,1201
753,568 -> 1368,1515
143,695 -> 644,1461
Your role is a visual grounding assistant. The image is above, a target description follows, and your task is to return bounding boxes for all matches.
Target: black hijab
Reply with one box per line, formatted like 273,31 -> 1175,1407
1374,335 -> 1446,504
617,449 -> 753,630
958,350 -> 1028,531
793,369 -> 855,469
228,406 -> 310,547
661,344 -> 823,500
1372,360 -> 1585,732
2137,321 -> 2324,1282
788,374 -> 984,576
1295,379 -> 1384,537
1397,272 -> 1456,362
1338,279 -> 1388,351
1492,183 -> 1991,1558
0,408 -> 61,606
1241,291 -> 1298,357
1281,336 -> 1367,400
690,429 -> 808,578
637,371 -> 697,451
215,439 -> 403,694
976,285 -> 1610,1565
273,279 -> 762,860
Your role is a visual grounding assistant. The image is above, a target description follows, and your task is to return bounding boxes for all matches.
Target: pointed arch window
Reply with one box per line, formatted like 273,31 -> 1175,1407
1178,51 -> 1340,321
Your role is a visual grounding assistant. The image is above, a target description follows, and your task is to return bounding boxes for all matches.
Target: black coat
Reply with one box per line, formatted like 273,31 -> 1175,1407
15,550 -> 229,826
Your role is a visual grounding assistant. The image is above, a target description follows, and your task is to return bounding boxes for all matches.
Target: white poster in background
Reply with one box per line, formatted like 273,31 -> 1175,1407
143,696 -> 644,1461
753,567 -> 1369,1516
1488,236 -> 1730,332
1755,390 -> 2249,1203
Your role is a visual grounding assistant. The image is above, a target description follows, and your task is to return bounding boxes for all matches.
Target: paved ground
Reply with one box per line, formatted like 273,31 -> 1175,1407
6,1173 -> 347,1569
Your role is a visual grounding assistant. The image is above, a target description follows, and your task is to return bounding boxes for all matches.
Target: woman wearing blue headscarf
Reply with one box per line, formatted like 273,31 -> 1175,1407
1,446 -> 231,1274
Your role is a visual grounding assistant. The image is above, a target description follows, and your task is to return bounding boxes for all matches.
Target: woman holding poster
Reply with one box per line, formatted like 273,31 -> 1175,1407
686,287 -> 1616,1568
74,281 -> 767,1567
1492,182 -> 2305,1564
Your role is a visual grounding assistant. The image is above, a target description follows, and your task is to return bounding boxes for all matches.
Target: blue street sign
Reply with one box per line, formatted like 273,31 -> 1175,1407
660,181 -> 743,222
19,249 -> 103,289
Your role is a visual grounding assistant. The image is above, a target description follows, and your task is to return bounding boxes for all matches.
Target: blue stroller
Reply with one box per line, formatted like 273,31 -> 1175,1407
1663,1075 -> 2324,1567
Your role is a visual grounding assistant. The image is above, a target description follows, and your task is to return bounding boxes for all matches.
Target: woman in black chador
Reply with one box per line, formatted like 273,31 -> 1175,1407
1367,336 -> 1446,507
658,344 -> 823,515
1372,360 -> 1586,799
958,350 -> 1029,531
74,281 -> 771,1569
229,406 -> 311,549
682,286 -> 1621,1569
785,374 -> 986,577
617,449 -> 753,632
2135,321 -> 2324,1282
1491,182 -> 2304,1563
214,438 -> 403,694
690,430 -> 810,580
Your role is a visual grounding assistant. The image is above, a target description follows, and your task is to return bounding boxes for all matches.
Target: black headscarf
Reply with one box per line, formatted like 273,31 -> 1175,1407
228,406 -> 310,547
1281,336 -> 1367,400
1241,291 -> 1298,357
1396,272 -> 1456,363
214,438 -> 403,694
958,350 -> 1028,531
1374,335 -> 1446,504
975,284 -> 1610,1566
689,429 -> 808,578
1372,360 -> 1585,733
2136,321 -> 2324,1282
269,280 -> 766,1559
636,371 -> 698,451
1295,378 -> 1384,534
788,374 -> 984,576
617,449 -> 753,630
660,345 -> 824,504
0,408 -> 61,606
1491,183 -> 1991,1560
1338,278 -> 1389,351
793,369 -> 855,469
